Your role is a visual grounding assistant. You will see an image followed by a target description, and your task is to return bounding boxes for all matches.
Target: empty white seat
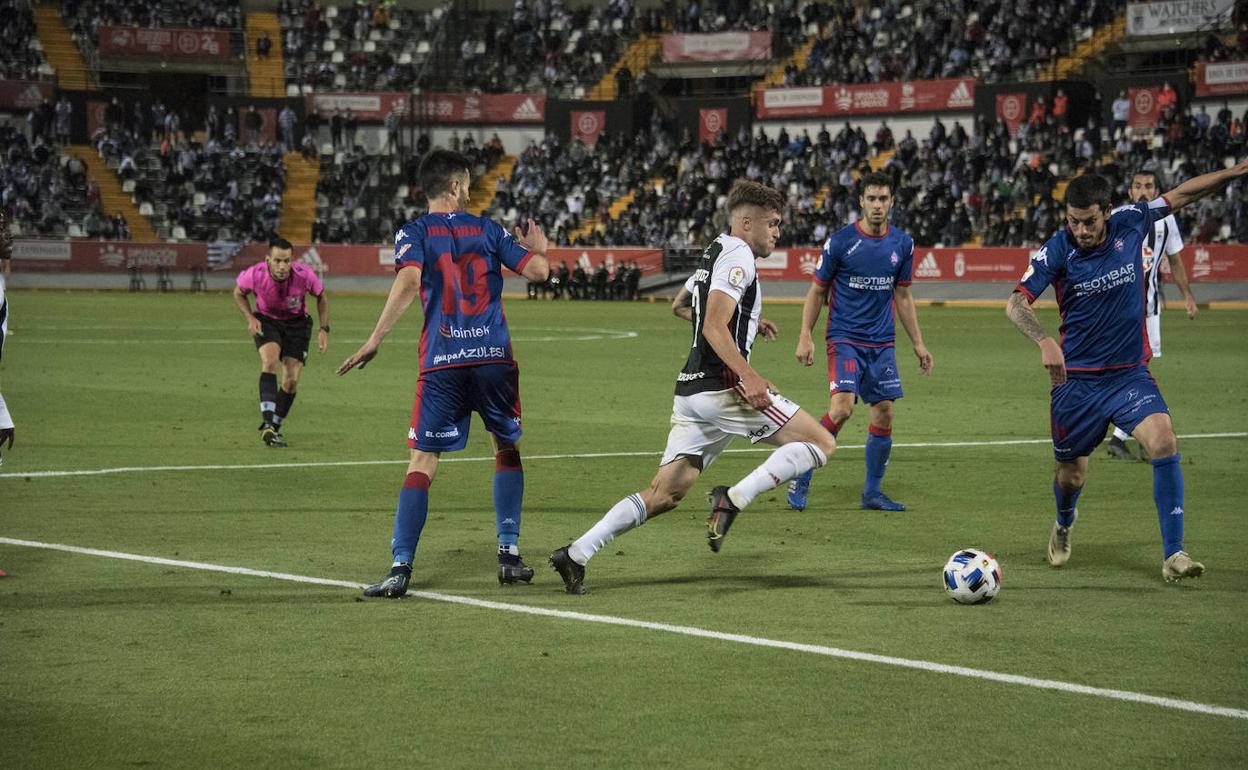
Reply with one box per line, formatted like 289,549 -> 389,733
122,179 -> 136,192
395,184 -> 409,199
287,83 -> 301,96
193,192 -> 206,206
416,40 -> 430,54
325,4 -> 338,18
139,202 -> 154,216
322,39 -> 335,52
331,50 -> 344,63
320,142 -> 334,155
68,223 -> 84,238
369,29 -> 382,42
333,73 -> 347,87
353,206 -> 367,220
302,84 -> 316,95
171,225 -> 187,240
398,51 -> 412,64
475,41 -> 486,55
363,40 -> 376,53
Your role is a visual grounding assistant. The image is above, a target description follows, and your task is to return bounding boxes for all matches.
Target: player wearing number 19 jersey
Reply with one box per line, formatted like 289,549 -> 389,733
338,149 -> 551,597
790,173 -> 934,513
1006,162 -> 1248,581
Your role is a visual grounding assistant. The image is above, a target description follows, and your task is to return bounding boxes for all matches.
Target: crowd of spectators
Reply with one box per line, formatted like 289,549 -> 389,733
528,259 -> 643,301
1,0 -> 49,81
65,0 -> 242,57
791,0 -> 1123,86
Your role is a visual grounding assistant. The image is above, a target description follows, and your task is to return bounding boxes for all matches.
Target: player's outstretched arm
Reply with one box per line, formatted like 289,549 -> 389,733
1164,158 -> 1248,213
1006,291 -> 1066,385
337,266 -> 421,374
794,281 -> 828,366
894,284 -> 932,373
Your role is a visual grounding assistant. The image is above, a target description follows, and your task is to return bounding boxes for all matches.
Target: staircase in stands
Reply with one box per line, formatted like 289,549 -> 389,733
65,145 -> 157,240
279,153 -> 320,243
1049,13 -> 1127,79
467,155 -> 517,217
753,35 -> 817,95
32,2 -> 96,90
564,178 -> 664,244
246,12 -> 286,98
588,34 -> 661,101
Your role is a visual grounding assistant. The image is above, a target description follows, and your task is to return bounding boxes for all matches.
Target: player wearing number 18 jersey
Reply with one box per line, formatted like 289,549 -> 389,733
338,149 -> 550,596
549,181 -> 839,595
1006,161 -> 1248,581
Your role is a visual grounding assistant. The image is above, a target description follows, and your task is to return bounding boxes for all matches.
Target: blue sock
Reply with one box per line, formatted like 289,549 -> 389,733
1152,454 -> 1185,558
1053,479 -> 1081,528
864,426 -> 892,496
390,472 -> 430,564
494,449 -> 524,549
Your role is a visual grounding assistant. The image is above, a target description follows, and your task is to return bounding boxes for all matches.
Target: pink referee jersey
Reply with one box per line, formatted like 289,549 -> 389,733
235,261 -> 324,320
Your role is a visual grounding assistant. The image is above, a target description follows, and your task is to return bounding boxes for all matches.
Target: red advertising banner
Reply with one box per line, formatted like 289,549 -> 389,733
699,108 -> 728,144
571,110 -> 606,146
662,32 -> 772,63
1128,87 -> 1161,129
996,92 -> 1028,136
10,241 -> 1246,283
0,79 -> 55,110
96,26 -> 232,61
304,92 -> 545,123
1194,61 -> 1248,97
756,78 -> 975,119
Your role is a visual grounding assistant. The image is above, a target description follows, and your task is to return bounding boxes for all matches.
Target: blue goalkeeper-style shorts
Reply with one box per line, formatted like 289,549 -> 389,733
1050,365 -> 1169,462
408,363 -> 522,452
827,340 -> 903,404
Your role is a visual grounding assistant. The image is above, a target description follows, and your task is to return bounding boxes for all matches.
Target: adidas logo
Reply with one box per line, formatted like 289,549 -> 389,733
946,80 -> 973,109
512,97 -> 541,121
914,252 -> 941,278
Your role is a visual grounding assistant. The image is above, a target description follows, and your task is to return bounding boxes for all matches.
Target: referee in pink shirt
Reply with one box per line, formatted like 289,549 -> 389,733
232,238 -> 330,447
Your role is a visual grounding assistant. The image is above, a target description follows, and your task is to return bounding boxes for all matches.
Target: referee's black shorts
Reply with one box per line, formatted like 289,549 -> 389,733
253,312 -> 312,362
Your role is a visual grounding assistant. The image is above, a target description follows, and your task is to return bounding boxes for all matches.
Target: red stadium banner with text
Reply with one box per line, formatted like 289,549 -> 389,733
96,26 -> 232,61
571,110 -> 606,146
995,93 -> 1028,136
0,79 -> 55,110
1128,87 -> 1162,129
305,92 -> 544,123
662,32 -> 772,63
699,108 -> 728,144
756,78 -> 975,119
1194,61 -> 1248,97
13,242 -> 1246,282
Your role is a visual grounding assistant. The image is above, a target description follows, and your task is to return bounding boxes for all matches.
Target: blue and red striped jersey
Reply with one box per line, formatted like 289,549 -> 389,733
813,221 -> 914,346
1016,198 -> 1169,374
394,211 -> 532,372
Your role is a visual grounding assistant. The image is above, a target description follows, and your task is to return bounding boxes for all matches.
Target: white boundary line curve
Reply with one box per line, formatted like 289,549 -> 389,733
1,536 -> 1245,722
2,433 -> 1244,480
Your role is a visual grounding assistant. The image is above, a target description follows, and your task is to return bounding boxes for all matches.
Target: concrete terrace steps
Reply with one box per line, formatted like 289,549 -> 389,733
246,12 -> 285,98
565,177 -> 664,244
279,152 -> 319,244
65,144 -> 157,240
32,2 -> 96,90
1050,14 -> 1127,80
753,35 -> 817,95
588,34 -> 660,101
467,155 -> 516,217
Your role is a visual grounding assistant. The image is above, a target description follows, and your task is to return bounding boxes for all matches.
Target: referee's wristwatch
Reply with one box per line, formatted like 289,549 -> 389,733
320,325 -> 331,333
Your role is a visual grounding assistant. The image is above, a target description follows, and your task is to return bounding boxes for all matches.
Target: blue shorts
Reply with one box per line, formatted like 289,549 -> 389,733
408,363 -> 522,452
1050,366 -> 1168,462
827,341 -> 903,404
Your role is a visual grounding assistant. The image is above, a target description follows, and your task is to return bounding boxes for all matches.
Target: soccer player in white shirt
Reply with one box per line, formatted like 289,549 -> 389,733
549,181 -> 839,595
1106,170 -> 1197,461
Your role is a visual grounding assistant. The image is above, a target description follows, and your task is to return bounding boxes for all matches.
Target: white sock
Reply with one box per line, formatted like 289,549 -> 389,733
729,442 -> 827,509
568,493 -> 647,565
1113,427 -> 1129,441
0,391 -> 11,431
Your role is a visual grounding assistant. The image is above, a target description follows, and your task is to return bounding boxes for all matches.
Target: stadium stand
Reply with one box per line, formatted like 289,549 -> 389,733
1,0 -> 51,82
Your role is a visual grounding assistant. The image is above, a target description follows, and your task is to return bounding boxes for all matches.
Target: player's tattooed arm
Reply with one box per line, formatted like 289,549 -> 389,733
1007,291 -> 1066,385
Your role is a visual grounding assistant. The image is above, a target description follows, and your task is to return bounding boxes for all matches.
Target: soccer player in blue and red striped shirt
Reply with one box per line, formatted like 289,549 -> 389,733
337,149 -> 550,597
790,172 -> 934,513
1007,159 -> 1248,582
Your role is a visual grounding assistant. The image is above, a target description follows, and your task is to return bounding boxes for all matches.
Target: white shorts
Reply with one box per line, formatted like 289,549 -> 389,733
1146,314 -> 1161,357
659,388 -> 801,469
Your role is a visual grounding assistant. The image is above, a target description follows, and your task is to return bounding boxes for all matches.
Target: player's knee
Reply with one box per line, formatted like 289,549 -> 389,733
1056,466 -> 1085,489
1149,431 -> 1178,458
813,433 -> 837,460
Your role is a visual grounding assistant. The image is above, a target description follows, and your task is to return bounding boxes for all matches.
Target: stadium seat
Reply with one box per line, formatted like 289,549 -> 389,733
331,50 -> 344,63
193,192 -> 207,206
67,223 -> 84,238
286,84 -> 300,97
122,179 -> 136,193
325,4 -> 337,18
369,29 -> 382,42
172,225 -> 187,241
139,202 -> 154,217
398,51 -> 411,65
416,40 -> 430,54
322,40 -> 335,52
363,41 -> 376,53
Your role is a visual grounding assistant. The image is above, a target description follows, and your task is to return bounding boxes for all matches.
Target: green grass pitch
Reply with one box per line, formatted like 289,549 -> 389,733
1,290 -> 1246,767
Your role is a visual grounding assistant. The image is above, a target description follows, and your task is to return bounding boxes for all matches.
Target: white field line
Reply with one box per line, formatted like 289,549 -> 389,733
6,328 -> 640,344
1,536 -> 1245,722
2,433 -> 1244,480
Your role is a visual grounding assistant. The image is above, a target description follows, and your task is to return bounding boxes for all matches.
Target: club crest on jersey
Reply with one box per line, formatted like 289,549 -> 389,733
728,266 -> 746,287
889,251 -> 899,265
1114,238 -> 1125,251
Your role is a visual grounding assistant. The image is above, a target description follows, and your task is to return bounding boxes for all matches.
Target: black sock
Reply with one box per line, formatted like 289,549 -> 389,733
275,388 -> 296,426
259,372 -> 278,425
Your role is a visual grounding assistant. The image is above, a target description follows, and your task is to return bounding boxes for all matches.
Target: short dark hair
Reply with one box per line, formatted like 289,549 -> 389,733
1131,169 -> 1163,188
726,180 -> 785,214
859,172 -> 893,194
419,149 -> 472,199
1065,173 -> 1113,211
268,237 -> 293,252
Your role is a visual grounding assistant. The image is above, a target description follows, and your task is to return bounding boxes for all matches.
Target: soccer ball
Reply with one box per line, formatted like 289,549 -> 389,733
942,548 -> 1002,605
